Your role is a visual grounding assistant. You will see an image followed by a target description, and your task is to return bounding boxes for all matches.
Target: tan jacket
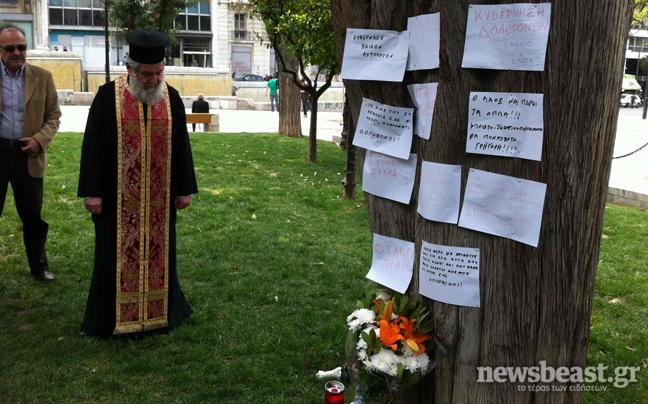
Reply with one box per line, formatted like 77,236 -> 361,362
0,63 -> 61,178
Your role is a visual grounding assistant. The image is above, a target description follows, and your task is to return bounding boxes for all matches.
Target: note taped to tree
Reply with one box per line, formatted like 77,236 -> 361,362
407,13 -> 440,71
353,98 -> 414,160
366,233 -> 414,294
458,169 -> 547,247
466,91 -> 544,161
363,151 -> 417,204
341,28 -> 409,82
419,241 -> 480,307
417,162 -> 461,224
407,83 -> 438,140
462,3 -> 551,71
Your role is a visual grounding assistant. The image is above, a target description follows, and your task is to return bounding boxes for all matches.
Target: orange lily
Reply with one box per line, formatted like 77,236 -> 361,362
377,299 -> 404,350
379,318 -> 404,351
379,298 -> 395,322
399,316 -> 432,354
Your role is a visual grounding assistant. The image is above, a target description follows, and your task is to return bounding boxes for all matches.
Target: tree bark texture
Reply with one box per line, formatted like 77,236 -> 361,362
331,1 -> 632,403
343,94 -> 358,199
278,46 -> 303,137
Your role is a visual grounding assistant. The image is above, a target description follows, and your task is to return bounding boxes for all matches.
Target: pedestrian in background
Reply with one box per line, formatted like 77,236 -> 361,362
191,93 -> 210,132
300,79 -> 311,117
0,24 -> 61,281
265,74 -> 279,112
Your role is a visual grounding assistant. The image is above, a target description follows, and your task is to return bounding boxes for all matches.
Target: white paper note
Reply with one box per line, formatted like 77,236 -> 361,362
462,3 -> 551,71
406,13 -> 440,71
407,83 -> 438,140
419,241 -> 480,307
363,151 -> 417,204
341,28 -> 410,82
417,162 -> 461,224
459,169 -> 547,247
466,91 -> 544,161
366,233 -> 415,294
353,98 -> 414,160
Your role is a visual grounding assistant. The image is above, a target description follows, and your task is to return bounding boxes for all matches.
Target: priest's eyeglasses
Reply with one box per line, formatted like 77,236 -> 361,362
0,44 -> 27,52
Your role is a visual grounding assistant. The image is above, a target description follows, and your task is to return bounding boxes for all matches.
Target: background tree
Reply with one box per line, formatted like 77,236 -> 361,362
634,0 -> 648,27
332,1 -> 632,402
250,0 -> 339,162
110,0 -> 196,48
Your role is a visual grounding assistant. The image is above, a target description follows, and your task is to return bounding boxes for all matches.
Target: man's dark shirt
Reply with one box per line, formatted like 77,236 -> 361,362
191,99 -> 209,113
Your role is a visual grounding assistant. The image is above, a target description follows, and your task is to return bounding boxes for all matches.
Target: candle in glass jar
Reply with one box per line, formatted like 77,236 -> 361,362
324,380 -> 345,403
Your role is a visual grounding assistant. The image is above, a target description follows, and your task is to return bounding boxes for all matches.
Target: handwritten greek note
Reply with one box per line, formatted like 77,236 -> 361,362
366,233 -> 415,294
341,28 -> 409,82
419,241 -> 480,307
458,169 -> 547,247
466,91 -> 544,161
363,151 -> 417,204
407,13 -> 440,71
407,83 -> 438,140
417,162 -> 461,224
462,3 -> 551,71
353,98 -> 414,160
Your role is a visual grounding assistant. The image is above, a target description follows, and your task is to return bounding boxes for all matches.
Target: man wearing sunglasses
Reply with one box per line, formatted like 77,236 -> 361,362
0,24 -> 61,282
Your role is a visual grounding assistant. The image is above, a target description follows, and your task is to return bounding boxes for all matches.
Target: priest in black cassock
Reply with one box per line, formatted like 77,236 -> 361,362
78,30 -> 198,338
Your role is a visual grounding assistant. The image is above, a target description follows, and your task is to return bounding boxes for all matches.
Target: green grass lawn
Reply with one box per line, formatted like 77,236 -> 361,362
0,133 -> 645,403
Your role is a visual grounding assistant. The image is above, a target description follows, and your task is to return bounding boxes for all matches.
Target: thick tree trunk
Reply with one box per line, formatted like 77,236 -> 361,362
332,1 -> 632,403
278,46 -> 302,137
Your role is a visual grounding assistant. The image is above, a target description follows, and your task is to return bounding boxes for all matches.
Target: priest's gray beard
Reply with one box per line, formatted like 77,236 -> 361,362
129,73 -> 164,105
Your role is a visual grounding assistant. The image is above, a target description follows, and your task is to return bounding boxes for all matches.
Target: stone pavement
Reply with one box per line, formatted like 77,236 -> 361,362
58,106 -> 647,207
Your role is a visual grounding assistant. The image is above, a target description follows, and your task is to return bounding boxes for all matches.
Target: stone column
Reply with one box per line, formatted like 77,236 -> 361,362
31,0 -> 50,50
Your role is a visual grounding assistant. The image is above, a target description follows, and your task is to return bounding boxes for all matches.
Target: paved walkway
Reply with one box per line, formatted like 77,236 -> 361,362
610,108 -> 648,196
59,106 -> 342,142
58,106 -> 648,201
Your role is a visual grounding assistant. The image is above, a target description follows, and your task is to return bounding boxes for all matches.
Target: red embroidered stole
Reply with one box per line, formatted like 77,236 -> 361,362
114,76 -> 172,334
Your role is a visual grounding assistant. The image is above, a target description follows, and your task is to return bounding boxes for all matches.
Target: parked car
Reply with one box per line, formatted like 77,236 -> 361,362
233,74 -> 266,82
620,93 -> 642,108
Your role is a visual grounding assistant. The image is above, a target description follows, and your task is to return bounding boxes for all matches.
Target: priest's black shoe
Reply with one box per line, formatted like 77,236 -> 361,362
31,270 -> 55,282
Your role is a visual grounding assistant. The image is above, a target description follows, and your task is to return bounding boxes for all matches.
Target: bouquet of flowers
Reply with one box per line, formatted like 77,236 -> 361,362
344,291 -> 435,403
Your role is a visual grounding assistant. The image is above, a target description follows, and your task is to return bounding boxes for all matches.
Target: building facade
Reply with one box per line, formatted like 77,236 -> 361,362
626,28 -> 648,78
36,0 -> 273,76
0,0 -> 43,48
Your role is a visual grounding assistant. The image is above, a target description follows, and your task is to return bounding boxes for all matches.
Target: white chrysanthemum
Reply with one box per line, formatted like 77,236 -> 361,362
357,347 -> 368,361
365,348 -> 401,377
356,336 -> 368,351
346,309 -> 376,332
400,351 -> 430,373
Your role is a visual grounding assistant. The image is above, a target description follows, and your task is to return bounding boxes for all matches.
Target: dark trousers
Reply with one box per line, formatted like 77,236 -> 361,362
0,139 -> 49,273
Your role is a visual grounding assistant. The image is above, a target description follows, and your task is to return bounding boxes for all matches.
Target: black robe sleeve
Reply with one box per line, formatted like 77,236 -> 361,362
78,83 -> 117,199
169,86 -> 198,197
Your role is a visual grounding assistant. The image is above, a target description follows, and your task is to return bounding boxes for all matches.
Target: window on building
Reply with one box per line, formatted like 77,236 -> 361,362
182,38 -> 212,68
234,13 -> 248,40
629,36 -> 648,53
176,1 -> 211,32
49,0 -> 105,27
49,8 -> 63,25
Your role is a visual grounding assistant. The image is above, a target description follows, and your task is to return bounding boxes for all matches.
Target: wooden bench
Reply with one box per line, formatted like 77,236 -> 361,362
186,113 -> 219,132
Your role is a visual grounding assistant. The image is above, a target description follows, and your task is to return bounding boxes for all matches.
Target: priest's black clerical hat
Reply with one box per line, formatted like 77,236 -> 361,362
126,29 -> 169,64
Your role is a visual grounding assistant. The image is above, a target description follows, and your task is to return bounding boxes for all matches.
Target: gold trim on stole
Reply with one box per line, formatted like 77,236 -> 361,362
114,76 -> 172,334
